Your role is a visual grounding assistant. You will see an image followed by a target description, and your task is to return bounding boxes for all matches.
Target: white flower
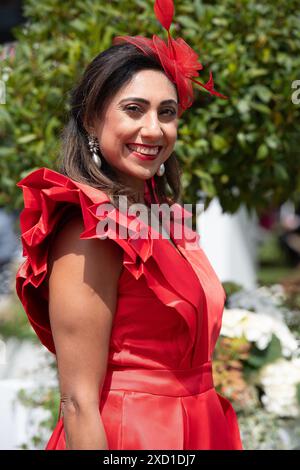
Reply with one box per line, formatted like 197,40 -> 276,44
259,358 -> 300,417
227,284 -> 288,322
221,308 -> 299,356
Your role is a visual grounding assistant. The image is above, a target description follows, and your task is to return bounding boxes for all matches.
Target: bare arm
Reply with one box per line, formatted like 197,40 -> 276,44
47,215 -> 123,449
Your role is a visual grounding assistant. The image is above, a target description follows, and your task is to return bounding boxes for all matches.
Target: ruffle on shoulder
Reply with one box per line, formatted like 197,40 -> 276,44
16,168 -> 203,355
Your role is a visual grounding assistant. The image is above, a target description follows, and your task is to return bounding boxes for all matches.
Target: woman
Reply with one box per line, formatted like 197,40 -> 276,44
15,0 -> 243,450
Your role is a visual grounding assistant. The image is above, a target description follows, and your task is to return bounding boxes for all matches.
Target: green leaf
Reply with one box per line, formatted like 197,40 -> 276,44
211,135 -> 229,152
251,102 -> 271,114
208,160 -> 222,174
257,144 -> 269,160
17,134 -> 37,144
176,15 -> 199,30
237,100 -> 250,114
194,168 -> 213,181
201,179 -> 216,197
253,85 -> 272,103
70,19 -> 86,32
211,18 -> 228,27
0,147 -> 16,157
194,0 -> 205,20
181,172 -> 192,189
247,68 -> 268,78
247,335 -> 282,369
274,163 -> 289,181
265,135 -> 279,149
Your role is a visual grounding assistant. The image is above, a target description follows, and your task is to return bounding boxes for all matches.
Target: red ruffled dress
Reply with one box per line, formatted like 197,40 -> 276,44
15,167 -> 243,450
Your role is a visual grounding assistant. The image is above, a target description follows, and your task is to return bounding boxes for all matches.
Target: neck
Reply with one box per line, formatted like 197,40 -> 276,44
113,171 -> 145,204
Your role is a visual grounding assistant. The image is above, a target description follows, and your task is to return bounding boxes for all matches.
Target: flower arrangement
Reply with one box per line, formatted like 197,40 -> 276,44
213,283 -> 300,449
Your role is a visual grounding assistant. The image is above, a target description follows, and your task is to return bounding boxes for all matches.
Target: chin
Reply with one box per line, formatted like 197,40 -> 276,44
129,167 -> 158,181
138,168 -> 155,177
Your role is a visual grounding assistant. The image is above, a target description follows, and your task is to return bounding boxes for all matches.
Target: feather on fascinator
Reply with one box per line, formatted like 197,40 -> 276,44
113,0 -> 227,116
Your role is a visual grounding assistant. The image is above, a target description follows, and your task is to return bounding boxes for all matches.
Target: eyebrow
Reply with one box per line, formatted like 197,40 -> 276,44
118,97 -> 178,107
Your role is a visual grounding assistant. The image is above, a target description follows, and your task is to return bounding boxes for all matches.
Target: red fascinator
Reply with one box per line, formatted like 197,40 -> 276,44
113,0 -> 227,116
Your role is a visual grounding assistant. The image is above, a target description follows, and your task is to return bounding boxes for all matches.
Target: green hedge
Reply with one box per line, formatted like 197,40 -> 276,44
1,0 -> 299,215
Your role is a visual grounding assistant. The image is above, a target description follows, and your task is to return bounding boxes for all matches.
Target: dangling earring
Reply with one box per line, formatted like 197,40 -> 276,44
88,134 -> 102,168
156,163 -> 165,177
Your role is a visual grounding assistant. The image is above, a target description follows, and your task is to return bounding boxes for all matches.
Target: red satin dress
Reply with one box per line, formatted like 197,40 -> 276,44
15,167 -> 243,450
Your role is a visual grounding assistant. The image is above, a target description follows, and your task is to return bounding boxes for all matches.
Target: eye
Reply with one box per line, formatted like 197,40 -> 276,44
124,105 -> 176,116
161,108 -> 177,116
125,105 -> 141,113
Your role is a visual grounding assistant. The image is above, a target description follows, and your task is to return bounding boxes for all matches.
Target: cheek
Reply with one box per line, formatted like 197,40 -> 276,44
167,126 -> 178,146
102,112 -> 131,138
115,122 -> 137,144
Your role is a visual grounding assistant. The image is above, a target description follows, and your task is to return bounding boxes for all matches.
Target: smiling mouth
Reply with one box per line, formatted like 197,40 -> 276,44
126,144 -> 162,157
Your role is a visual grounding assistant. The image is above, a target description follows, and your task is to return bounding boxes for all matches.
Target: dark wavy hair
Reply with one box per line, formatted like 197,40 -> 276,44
57,42 -> 182,208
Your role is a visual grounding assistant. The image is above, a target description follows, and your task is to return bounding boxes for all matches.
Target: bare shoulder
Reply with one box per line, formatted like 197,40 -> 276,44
46,213 -> 124,336
47,214 -> 124,290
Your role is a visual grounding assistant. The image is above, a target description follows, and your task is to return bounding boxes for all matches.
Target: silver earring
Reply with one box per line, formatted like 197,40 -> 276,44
156,163 -> 165,176
88,134 -> 102,168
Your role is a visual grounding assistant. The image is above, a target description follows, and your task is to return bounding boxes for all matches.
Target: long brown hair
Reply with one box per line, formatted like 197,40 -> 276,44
57,43 -> 183,208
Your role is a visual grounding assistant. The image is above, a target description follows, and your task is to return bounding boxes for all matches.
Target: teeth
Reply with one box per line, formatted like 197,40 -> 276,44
127,144 -> 160,156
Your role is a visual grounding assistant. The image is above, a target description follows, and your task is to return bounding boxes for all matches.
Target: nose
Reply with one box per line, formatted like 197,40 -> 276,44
140,111 -> 163,140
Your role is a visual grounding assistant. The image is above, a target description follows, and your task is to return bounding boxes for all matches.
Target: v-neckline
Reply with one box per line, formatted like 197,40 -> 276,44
155,220 -> 189,263
162,230 -> 186,260
146,207 -> 191,263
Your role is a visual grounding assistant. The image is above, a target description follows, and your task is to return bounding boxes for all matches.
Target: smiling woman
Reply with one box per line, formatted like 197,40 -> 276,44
85,68 -> 179,199
60,42 -> 182,208
15,0 -> 242,451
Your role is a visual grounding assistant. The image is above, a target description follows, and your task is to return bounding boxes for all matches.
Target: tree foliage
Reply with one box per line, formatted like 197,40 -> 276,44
0,0 -> 299,215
